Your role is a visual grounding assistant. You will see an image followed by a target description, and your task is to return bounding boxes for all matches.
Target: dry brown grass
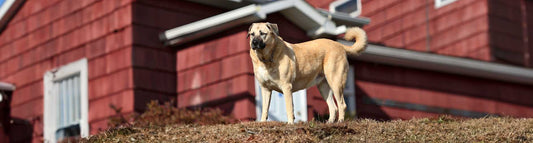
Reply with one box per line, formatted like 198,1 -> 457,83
83,116 -> 533,142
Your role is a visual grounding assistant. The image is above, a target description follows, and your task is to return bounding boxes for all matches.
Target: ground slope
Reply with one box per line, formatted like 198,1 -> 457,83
84,117 -> 533,142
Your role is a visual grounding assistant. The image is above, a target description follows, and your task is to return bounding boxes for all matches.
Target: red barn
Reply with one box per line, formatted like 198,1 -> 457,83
0,0 -> 532,142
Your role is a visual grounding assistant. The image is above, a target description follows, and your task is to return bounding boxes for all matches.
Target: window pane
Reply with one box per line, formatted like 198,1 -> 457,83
54,74 -> 82,139
61,80 -> 67,127
74,76 -> 80,122
334,0 -> 358,14
56,81 -> 63,127
66,78 -> 71,125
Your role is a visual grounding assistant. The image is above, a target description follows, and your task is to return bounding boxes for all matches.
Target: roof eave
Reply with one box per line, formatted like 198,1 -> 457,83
161,0 -> 369,46
160,4 -> 265,46
317,9 -> 370,27
339,40 -> 533,86
0,82 -> 15,91
0,0 -> 26,33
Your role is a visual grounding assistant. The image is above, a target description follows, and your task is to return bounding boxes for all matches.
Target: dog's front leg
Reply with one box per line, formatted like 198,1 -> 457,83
260,86 -> 272,121
282,86 -> 295,124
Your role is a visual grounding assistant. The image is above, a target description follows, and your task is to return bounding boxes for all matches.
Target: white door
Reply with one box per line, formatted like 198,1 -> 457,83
255,80 -> 308,122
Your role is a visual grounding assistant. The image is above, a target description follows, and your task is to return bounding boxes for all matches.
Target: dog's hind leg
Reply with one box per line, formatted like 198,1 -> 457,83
318,80 -> 337,123
330,81 -> 347,122
324,57 -> 348,122
326,68 -> 347,122
260,86 -> 272,121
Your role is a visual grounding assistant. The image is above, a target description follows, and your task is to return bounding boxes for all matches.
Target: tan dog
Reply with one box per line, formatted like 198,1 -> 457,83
248,22 -> 367,124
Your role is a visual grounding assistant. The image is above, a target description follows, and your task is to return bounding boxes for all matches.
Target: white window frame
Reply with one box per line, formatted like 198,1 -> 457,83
435,0 -> 457,8
329,0 -> 362,18
43,58 -> 89,142
344,65 -> 356,117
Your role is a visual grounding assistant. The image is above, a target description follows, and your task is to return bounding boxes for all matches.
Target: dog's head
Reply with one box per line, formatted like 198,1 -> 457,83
247,22 -> 279,50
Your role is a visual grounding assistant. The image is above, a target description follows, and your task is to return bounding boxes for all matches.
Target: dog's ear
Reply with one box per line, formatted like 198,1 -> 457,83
248,23 -> 254,32
267,23 -> 279,36
247,23 -> 255,38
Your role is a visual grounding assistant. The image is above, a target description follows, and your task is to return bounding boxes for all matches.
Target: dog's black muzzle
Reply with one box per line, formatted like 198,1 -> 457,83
251,38 -> 266,50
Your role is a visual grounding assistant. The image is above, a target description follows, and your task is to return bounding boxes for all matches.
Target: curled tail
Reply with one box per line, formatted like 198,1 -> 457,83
343,27 -> 367,55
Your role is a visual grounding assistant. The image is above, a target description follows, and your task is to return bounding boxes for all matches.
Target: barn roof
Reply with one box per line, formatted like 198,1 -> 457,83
159,0 -> 370,46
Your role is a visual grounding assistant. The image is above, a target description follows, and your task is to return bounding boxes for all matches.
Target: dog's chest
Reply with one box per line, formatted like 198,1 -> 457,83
255,66 -> 279,88
255,66 -> 272,82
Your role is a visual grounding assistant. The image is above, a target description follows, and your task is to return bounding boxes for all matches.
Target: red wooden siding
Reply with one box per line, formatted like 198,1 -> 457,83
306,60 -> 533,120
137,0 -> 256,120
305,0 -> 335,10
175,29 -> 257,120
360,0 -> 490,61
353,61 -> 533,119
488,0 -> 524,66
0,0 -> 135,140
487,0 -> 533,67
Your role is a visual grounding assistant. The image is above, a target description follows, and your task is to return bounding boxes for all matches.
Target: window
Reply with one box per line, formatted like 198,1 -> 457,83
255,80 -> 308,122
435,0 -> 457,8
43,58 -> 88,142
329,0 -> 362,17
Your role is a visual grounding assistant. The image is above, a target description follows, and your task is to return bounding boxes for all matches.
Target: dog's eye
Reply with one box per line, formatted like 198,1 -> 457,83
247,32 -> 254,38
259,31 -> 266,35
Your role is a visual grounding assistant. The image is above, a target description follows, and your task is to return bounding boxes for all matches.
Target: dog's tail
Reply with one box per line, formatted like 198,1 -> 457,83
343,27 -> 367,55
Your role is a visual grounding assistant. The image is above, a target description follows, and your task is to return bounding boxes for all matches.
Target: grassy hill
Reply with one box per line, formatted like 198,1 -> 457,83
83,117 -> 533,142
